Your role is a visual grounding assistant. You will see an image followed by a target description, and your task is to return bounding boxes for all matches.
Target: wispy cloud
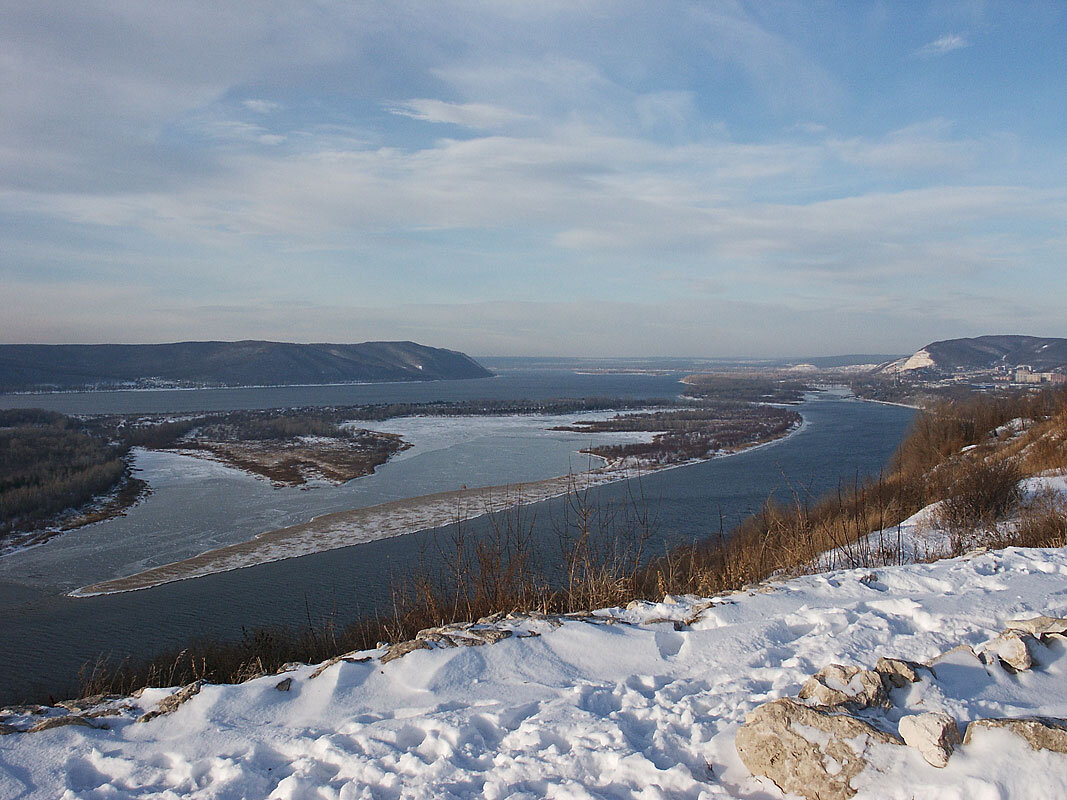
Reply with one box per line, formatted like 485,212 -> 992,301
242,99 -> 282,114
387,99 -> 531,130
915,33 -> 971,58
0,1 -> 1062,354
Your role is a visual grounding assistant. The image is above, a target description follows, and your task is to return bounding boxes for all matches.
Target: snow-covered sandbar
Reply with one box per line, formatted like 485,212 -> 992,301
71,422 -> 802,597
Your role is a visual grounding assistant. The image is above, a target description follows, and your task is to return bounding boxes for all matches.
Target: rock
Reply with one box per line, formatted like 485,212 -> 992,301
380,638 -> 432,664
736,697 -> 901,800
798,664 -> 889,709
477,611 -> 506,625
275,677 -> 293,692
137,681 -> 204,723
982,631 -> 1035,672
450,634 -> 486,647
307,652 -> 372,679
415,629 -> 458,647
56,694 -> 116,713
875,657 -> 921,688
927,644 -> 979,670
308,656 -> 343,679
1006,615 -> 1067,640
84,708 -> 124,719
645,617 -> 684,631
28,715 -> 106,733
472,628 -> 513,644
898,712 -> 961,767
964,717 -> 1067,752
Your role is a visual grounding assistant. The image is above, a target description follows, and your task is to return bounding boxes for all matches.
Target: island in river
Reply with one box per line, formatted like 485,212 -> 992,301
72,401 -> 803,596
2,374 -> 806,595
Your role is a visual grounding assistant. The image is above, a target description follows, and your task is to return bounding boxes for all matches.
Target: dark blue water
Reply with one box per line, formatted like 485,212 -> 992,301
0,390 -> 914,703
0,369 -> 685,414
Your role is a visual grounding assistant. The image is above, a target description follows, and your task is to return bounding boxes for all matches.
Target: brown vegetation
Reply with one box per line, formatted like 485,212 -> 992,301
0,410 -> 130,541
553,405 -> 801,464
74,387 -> 1067,700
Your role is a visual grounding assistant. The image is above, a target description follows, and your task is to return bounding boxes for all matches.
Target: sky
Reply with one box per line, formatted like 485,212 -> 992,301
2,1 -> 1065,358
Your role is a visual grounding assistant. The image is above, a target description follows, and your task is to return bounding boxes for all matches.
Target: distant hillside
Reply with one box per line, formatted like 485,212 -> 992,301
880,335 -> 1067,375
0,341 -> 493,391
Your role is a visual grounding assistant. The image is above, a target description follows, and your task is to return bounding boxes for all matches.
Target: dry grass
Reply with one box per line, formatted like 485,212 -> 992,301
73,386 -> 1067,702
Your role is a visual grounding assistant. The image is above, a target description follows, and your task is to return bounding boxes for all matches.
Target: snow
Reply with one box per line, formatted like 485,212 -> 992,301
5,547 -> 1067,798
817,472 -> 1067,570
71,416 -> 802,597
883,348 -> 935,374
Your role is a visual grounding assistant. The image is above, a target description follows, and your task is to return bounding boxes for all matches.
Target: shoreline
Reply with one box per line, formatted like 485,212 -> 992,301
70,421 -> 804,598
0,471 -> 150,559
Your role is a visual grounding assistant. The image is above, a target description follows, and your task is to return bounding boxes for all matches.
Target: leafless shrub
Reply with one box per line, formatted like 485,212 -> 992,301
69,385 -> 1067,704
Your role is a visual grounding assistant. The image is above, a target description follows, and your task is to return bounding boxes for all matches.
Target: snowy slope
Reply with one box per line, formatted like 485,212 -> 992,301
3,548 -> 1067,798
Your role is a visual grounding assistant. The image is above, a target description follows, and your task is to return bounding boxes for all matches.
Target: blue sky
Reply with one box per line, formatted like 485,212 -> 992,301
2,1 -> 1065,356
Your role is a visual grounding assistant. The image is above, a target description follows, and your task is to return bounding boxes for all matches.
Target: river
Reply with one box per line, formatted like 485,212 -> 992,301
0,372 -> 914,703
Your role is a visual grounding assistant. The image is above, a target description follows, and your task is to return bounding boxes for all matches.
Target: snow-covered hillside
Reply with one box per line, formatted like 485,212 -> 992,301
3,545 -> 1067,798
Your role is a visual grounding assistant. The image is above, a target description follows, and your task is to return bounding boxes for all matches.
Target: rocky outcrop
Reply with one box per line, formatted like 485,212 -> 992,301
138,680 -> 204,723
736,697 -> 901,800
1005,615 -> 1067,640
981,631 -> 1035,672
964,717 -> 1067,753
898,712 -> 961,767
874,657 -> 921,688
798,664 -> 889,709
736,616 -> 1066,796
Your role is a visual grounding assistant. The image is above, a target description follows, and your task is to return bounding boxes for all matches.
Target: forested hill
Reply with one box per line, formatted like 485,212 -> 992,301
0,340 -> 493,391
881,335 -> 1067,375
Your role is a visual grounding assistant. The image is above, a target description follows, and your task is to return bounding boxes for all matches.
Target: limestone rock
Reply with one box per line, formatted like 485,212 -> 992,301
56,694 -> 117,713
964,717 -> 1067,753
898,712 -> 961,767
450,634 -> 486,647
472,628 -> 513,644
275,677 -> 292,692
736,697 -> 901,800
798,664 -> 889,709
415,629 -> 458,647
982,631 -> 1035,672
874,657 -> 921,688
380,638 -> 431,664
137,680 -> 204,723
28,715 -> 106,733
927,644 -> 979,669
1006,615 -> 1067,640
308,656 -> 343,679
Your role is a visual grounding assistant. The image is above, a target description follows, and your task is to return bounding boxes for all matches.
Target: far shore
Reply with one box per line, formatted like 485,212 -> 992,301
71,421 -> 803,598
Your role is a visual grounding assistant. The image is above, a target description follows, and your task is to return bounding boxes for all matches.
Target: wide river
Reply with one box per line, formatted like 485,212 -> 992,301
0,369 -> 914,703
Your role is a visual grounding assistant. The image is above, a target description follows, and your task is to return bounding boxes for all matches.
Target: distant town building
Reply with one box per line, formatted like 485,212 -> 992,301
1014,367 -> 1066,385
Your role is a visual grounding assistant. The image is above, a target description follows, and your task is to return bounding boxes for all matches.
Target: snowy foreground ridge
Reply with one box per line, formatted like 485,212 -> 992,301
4,548 -> 1067,799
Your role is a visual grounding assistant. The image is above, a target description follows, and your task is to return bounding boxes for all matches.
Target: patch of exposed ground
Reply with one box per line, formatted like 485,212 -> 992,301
168,430 -> 409,486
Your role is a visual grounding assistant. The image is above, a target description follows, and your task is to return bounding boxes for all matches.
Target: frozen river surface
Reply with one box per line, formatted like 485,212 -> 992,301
0,412 -> 655,593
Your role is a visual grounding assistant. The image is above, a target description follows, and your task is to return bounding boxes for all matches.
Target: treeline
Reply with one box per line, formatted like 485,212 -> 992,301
338,396 -> 679,422
72,385 -> 1067,699
0,410 -> 128,537
556,405 -> 801,463
682,375 -> 809,404
105,398 -> 682,449
3,397 -> 684,538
